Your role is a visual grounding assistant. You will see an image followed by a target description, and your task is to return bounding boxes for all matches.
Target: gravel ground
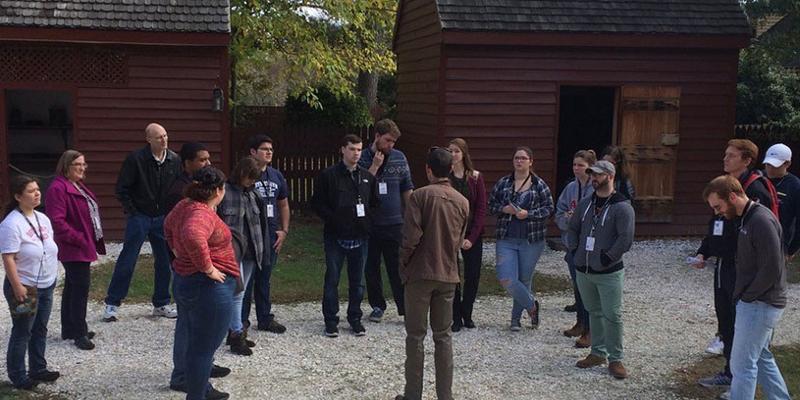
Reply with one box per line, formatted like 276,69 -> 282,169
0,239 -> 798,400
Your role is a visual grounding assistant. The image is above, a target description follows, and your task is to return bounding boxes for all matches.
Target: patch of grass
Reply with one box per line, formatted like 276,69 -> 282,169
671,344 -> 800,399
0,383 -> 70,399
89,254 -> 156,303
89,217 -> 571,304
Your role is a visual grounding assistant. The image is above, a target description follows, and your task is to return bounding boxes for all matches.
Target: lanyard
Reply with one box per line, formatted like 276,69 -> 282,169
348,168 -> 364,204
581,195 -> 612,234
20,209 -> 44,244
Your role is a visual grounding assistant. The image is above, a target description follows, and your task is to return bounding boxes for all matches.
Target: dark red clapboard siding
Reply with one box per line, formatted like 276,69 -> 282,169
70,45 -> 228,240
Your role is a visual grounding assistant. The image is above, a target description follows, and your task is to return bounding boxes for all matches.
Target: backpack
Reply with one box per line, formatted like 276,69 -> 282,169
742,171 -> 780,218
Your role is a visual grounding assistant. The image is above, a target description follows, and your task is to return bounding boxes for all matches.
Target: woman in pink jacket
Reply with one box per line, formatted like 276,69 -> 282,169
45,150 -> 106,350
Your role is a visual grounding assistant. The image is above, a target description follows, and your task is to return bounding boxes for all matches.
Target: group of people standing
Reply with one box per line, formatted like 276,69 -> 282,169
0,116 -> 794,400
692,139 -> 797,400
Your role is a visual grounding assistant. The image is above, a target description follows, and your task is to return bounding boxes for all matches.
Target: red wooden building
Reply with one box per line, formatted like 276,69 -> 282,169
0,1 -> 230,239
393,0 -> 752,235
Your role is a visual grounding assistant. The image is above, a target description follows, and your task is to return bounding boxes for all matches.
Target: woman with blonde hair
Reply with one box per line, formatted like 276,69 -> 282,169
46,150 -> 106,350
447,138 -> 487,331
555,149 -> 596,348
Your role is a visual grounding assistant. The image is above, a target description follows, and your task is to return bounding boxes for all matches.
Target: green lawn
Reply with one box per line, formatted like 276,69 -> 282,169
672,344 -> 799,399
89,216 -> 571,304
0,383 -> 68,400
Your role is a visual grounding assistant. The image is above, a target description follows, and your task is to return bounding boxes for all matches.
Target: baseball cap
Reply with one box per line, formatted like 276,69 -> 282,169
587,160 -> 616,176
763,143 -> 792,167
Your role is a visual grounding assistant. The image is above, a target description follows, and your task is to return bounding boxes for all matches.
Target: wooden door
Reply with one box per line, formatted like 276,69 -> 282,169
618,86 -> 680,223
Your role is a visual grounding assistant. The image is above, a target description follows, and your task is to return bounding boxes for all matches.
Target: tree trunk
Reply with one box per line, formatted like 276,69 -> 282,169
357,70 -> 378,111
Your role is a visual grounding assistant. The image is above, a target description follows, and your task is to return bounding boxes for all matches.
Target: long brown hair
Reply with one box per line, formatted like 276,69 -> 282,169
514,146 -> 535,175
4,175 -> 37,218
448,138 -> 475,174
602,145 -> 628,181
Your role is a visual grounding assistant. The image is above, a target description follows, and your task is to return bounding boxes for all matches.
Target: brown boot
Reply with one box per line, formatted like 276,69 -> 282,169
576,353 -> 606,369
563,322 -> 584,337
609,361 -> 628,379
575,330 -> 591,348
228,331 -> 253,356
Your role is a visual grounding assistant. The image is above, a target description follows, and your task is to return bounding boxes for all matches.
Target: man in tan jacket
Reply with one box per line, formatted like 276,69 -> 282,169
395,147 -> 469,400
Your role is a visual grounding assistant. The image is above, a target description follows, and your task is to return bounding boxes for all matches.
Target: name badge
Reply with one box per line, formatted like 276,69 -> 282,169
356,203 -> 366,217
585,236 -> 595,251
713,220 -> 723,236
267,204 -> 275,218
378,182 -> 388,195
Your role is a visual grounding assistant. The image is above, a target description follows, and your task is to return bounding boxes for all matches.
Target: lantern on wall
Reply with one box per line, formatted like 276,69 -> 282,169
212,87 -> 223,112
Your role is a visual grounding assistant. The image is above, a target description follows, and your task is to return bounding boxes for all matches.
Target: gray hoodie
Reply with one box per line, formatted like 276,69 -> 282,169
555,178 -> 595,245
566,192 -> 635,273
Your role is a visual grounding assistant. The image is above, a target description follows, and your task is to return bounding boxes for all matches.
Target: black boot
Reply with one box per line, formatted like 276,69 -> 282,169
227,331 -> 253,356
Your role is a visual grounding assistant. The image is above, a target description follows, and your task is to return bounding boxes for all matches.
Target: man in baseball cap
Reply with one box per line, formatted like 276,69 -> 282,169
763,143 -> 800,260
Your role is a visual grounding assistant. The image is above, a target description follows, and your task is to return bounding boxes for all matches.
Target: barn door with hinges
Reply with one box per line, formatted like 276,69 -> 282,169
618,86 -> 680,223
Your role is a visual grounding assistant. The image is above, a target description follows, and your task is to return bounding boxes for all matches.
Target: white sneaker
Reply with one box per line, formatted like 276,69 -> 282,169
153,305 -> 177,319
718,389 -> 730,400
705,336 -> 724,355
102,305 -> 119,322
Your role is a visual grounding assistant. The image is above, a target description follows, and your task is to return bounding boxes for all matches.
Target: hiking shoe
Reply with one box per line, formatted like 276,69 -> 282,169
228,331 -> 253,356
210,364 -> 231,378
29,370 -> 60,382
351,321 -> 366,336
102,304 -> 118,322
563,322 -> 584,337
576,354 -> 607,369
705,335 -> 724,355
324,324 -> 339,338
259,319 -> 286,334
564,303 -> 577,312
463,318 -> 476,329
608,361 -> 628,379
169,383 -> 187,393
575,330 -> 591,348
510,319 -> 522,332
368,307 -> 384,323
153,305 -> 177,319
206,386 -> 230,400
718,390 -> 731,400
451,319 -> 463,332
225,330 -> 254,347
74,336 -> 95,350
698,372 -> 732,388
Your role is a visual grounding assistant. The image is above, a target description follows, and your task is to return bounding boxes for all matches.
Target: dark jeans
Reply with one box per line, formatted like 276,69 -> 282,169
365,224 -> 404,315
714,264 -> 737,377
4,279 -> 55,387
243,251 -> 278,328
322,235 -> 367,326
61,262 -> 90,339
453,238 -> 482,324
565,250 -> 589,327
172,273 -> 234,400
105,213 -> 172,307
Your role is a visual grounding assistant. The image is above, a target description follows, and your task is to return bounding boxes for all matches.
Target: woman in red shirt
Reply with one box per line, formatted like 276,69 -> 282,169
164,166 -> 239,400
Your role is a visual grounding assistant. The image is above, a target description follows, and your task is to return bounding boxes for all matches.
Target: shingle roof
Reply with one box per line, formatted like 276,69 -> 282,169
435,0 -> 751,35
0,0 -> 230,33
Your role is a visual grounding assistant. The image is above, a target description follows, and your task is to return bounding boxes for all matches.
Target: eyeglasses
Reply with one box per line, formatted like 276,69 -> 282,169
71,162 -> 88,168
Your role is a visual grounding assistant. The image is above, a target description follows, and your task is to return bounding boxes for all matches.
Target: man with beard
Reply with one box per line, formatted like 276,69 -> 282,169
359,119 -> 414,323
566,160 -> 635,380
703,175 -> 789,400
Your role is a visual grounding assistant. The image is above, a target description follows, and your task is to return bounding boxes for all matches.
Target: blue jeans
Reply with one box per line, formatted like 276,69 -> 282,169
322,235 -> 367,326
172,273 -> 234,400
4,279 -> 55,387
230,258 -> 257,333
243,250 -> 277,327
105,213 -> 172,307
495,239 -> 545,321
730,300 -> 790,400
565,250 -> 589,327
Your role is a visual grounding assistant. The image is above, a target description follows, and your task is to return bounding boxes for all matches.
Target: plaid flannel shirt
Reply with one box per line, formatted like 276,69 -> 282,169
217,182 -> 270,268
488,173 -> 554,243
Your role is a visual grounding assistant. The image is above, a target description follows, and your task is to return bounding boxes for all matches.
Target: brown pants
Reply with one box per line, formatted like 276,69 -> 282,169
403,279 -> 456,400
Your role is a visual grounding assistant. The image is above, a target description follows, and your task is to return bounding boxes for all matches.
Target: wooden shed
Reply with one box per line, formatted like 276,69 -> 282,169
0,1 -> 230,239
393,0 -> 752,235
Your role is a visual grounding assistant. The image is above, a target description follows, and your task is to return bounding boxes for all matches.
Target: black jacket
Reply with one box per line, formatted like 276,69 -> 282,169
115,145 -> 181,217
311,162 -> 379,240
